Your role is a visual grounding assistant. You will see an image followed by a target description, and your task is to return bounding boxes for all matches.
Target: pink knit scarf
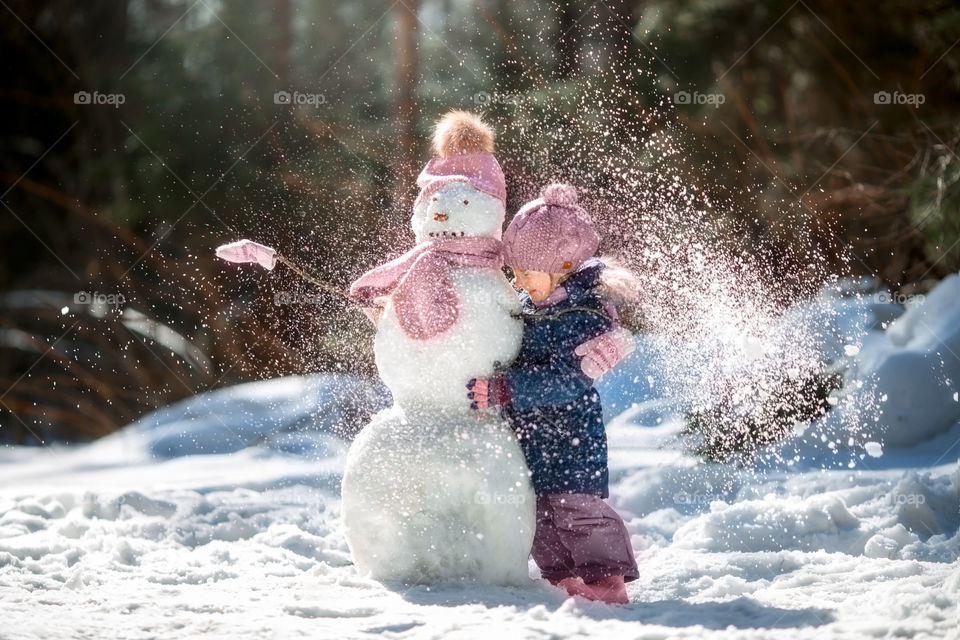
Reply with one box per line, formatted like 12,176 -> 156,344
349,236 -> 503,341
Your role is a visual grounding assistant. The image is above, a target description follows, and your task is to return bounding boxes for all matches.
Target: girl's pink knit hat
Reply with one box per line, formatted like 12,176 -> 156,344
502,183 -> 600,274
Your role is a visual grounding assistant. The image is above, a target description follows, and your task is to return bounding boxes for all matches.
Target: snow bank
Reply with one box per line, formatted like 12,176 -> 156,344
847,272 -> 960,447
3,274 -> 959,638
614,452 -> 959,562
4,436 -> 956,639
129,374 -> 389,458
598,276 -> 882,422
671,492 -> 863,554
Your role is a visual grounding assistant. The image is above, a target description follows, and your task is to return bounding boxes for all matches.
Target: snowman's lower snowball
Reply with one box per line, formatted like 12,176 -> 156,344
341,404 -> 535,584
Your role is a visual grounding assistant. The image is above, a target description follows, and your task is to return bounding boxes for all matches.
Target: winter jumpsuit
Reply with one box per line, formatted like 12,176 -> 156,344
499,259 -> 639,584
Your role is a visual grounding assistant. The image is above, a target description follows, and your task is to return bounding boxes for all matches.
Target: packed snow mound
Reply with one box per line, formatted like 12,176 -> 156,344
885,468 -> 960,540
885,273 -> 960,349
671,493 -> 863,554
848,272 -> 960,447
341,405 -> 535,585
616,460 -> 959,564
128,374 -> 389,458
597,277 -> 885,422
778,277 -> 890,363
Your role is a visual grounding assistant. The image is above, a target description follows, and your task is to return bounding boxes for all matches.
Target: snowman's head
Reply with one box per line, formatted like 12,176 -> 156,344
412,111 -> 507,245
411,179 -> 505,244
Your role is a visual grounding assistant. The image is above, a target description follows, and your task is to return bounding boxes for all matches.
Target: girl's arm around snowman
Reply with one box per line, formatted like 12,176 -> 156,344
469,307 -> 611,412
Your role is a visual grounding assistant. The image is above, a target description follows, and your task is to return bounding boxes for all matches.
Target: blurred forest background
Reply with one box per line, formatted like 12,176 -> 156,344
1,0 -> 958,445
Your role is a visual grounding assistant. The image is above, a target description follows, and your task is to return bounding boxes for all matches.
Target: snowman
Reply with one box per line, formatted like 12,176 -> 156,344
342,112 -> 536,584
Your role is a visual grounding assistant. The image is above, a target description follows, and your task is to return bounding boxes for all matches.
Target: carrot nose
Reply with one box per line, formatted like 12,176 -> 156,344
433,212 -> 449,222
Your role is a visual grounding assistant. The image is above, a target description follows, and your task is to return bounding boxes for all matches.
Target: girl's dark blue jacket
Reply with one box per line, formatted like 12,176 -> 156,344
501,258 -> 613,498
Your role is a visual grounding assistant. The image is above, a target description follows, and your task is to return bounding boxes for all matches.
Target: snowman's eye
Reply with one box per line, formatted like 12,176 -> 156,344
463,200 -> 469,205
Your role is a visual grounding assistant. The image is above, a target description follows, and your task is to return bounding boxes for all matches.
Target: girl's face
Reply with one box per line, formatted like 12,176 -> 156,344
512,268 -> 560,303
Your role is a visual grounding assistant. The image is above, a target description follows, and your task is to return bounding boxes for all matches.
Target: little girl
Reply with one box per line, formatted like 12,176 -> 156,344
466,183 -> 640,604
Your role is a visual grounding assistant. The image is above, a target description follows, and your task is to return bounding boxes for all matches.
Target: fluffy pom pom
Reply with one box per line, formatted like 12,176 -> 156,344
541,183 -> 578,206
432,110 -> 495,158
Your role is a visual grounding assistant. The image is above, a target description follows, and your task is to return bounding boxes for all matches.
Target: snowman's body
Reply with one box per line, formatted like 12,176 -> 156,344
373,268 -> 521,410
342,180 -> 536,584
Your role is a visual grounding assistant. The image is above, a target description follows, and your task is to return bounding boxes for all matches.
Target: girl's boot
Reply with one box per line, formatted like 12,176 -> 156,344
556,575 -> 628,604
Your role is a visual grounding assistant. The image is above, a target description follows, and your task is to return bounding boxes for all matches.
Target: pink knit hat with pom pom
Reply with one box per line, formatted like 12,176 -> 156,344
502,183 -> 600,274
415,111 -> 506,207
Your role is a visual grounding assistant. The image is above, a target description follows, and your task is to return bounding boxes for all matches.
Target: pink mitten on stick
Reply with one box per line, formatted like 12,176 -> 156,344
215,240 -> 277,270
574,327 -> 635,380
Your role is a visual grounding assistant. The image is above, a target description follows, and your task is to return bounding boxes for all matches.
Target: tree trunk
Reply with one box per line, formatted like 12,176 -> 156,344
555,0 -> 583,78
604,0 -> 640,76
393,0 -> 419,210
273,0 -> 292,90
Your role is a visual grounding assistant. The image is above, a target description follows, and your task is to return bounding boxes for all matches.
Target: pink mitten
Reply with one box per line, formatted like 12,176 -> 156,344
466,376 -> 510,410
215,240 -> 277,270
574,327 -> 635,380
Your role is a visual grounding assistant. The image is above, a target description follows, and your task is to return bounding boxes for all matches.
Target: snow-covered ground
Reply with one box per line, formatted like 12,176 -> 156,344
2,277 -> 959,639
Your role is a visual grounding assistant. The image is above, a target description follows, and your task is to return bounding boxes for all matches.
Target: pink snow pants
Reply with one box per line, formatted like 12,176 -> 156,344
531,493 -> 640,584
